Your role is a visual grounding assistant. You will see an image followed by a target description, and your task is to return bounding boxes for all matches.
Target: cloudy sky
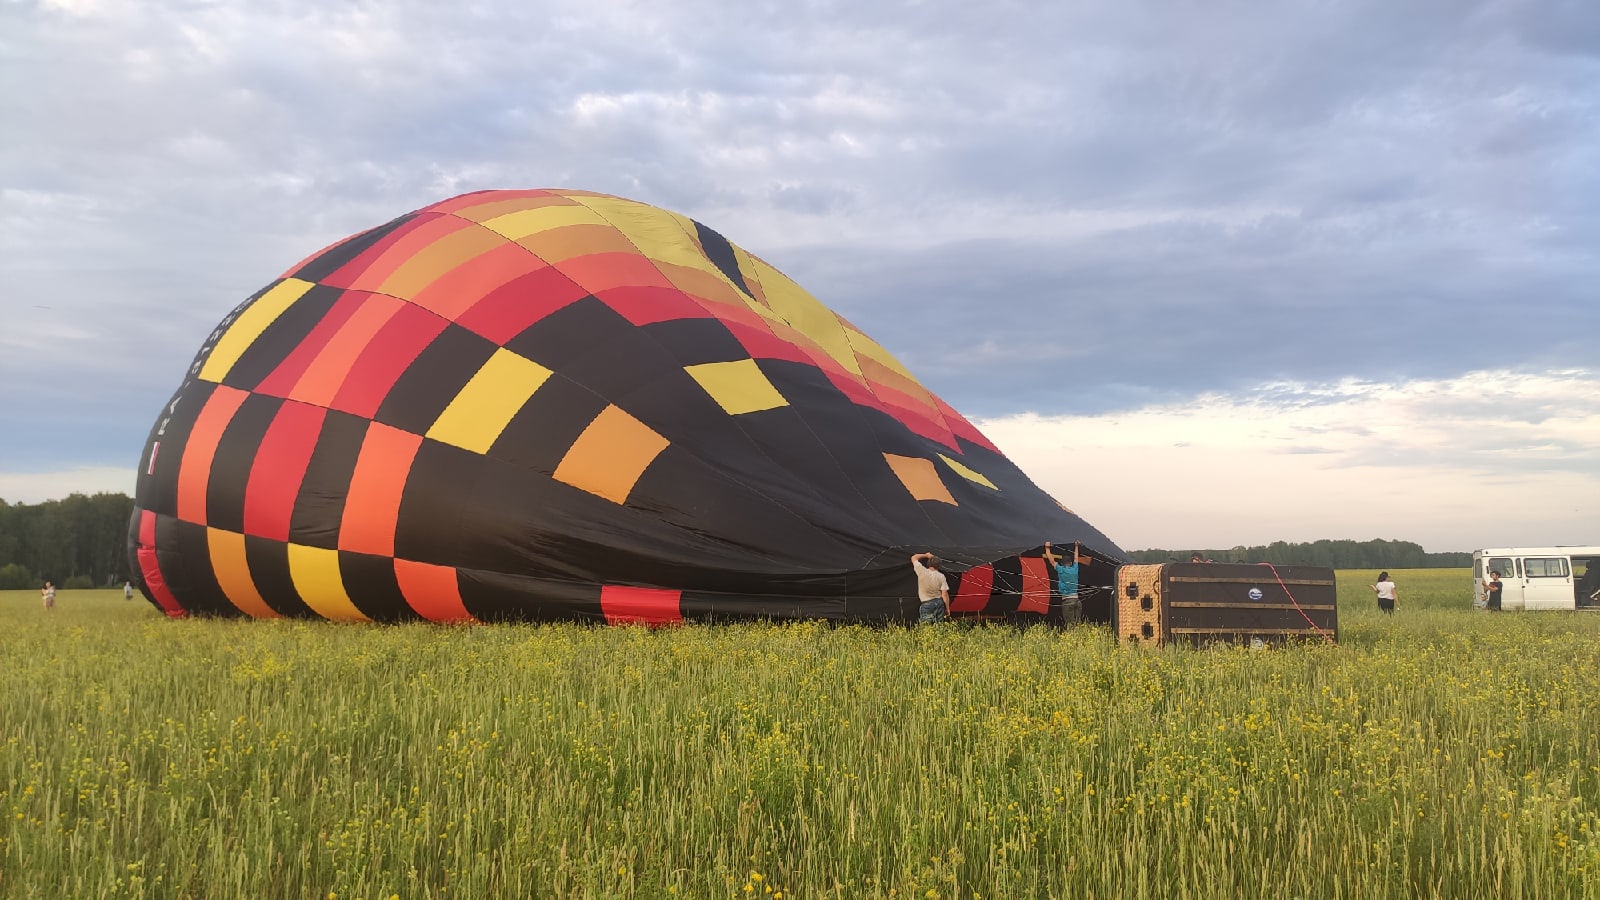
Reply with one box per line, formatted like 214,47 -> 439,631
3,0 -> 1596,552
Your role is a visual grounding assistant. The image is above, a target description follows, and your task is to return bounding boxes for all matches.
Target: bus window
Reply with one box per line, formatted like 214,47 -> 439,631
1525,558 -> 1569,578
1488,557 -> 1514,579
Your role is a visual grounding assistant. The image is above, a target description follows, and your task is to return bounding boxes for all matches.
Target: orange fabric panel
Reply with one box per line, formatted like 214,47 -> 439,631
339,422 -> 422,557
556,251 -> 676,294
883,453 -> 956,505
406,241 -> 548,321
394,559 -> 474,623
338,214 -> 470,293
517,223 -> 640,264
288,292 -> 405,407
553,405 -> 669,505
378,222 -> 507,302
176,385 -> 250,525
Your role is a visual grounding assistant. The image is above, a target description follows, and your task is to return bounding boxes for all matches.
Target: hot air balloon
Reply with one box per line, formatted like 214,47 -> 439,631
128,190 -> 1123,624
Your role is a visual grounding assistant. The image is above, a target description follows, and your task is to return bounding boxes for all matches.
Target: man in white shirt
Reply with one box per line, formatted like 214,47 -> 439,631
911,552 -> 950,623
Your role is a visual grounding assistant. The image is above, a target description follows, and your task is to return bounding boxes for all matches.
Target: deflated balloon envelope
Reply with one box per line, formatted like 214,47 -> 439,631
128,189 -> 1123,624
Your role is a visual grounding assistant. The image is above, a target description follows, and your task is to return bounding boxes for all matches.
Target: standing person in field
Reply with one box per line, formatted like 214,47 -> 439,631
1485,570 -> 1504,611
1044,541 -> 1088,610
1371,571 -> 1396,614
124,581 -> 134,601
41,580 -> 56,610
910,552 -> 950,624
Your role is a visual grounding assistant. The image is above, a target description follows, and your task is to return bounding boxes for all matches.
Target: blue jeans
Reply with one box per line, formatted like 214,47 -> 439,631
919,599 -> 948,623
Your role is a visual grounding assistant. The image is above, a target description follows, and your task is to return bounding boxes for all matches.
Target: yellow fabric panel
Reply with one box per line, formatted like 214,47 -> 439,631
206,528 -> 280,618
378,223 -> 506,301
426,349 -> 553,454
198,278 -> 315,383
480,203 -> 610,241
450,194 -> 581,223
515,223 -> 639,264
575,195 -> 725,276
745,255 -> 861,377
553,405 -> 669,504
845,325 -> 918,382
731,246 -> 769,305
938,454 -> 998,490
286,544 -> 371,622
685,360 -> 790,415
883,453 -> 956,505
656,261 -> 752,308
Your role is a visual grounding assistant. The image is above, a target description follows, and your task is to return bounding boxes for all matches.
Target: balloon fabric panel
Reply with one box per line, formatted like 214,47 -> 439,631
129,189 -> 1125,623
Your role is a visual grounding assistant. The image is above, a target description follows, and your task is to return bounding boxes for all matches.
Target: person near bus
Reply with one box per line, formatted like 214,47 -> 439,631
1485,570 -> 1504,611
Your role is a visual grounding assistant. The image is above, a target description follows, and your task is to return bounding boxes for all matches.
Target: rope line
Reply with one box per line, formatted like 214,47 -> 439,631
1255,562 -> 1336,643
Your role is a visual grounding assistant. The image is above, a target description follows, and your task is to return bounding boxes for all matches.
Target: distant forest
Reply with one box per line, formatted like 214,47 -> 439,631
0,492 -> 1471,590
0,493 -> 135,589
1125,539 -> 1471,569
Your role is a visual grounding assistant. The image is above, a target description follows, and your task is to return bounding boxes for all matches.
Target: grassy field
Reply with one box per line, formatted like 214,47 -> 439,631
2,569 -> 1597,898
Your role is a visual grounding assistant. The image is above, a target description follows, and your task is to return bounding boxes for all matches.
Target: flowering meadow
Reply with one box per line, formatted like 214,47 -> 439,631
2,569 -> 1597,898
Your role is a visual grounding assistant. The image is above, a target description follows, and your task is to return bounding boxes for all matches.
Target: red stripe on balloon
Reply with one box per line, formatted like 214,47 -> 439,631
950,564 -> 994,613
394,559 -> 476,623
1018,557 -> 1051,614
600,585 -> 683,626
330,303 -> 449,418
136,510 -> 187,617
242,401 -> 326,541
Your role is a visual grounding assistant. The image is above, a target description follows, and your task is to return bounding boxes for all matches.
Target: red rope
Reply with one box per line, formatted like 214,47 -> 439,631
1256,562 -> 1336,643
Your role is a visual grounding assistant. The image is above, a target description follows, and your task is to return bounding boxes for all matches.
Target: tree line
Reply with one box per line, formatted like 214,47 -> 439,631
0,491 -> 1471,591
1124,539 -> 1470,569
0,493 -> 135,589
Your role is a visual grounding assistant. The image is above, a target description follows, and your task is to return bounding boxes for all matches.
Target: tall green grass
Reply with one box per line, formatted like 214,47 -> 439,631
2,570 -> 1597,898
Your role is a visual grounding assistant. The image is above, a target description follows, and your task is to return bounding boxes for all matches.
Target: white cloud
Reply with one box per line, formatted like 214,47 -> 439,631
0,466 -> 136,505
980,369 -> 1600,553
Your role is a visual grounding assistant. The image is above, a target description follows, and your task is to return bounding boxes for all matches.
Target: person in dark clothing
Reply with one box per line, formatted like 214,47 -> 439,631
1485,570 -> 1503,611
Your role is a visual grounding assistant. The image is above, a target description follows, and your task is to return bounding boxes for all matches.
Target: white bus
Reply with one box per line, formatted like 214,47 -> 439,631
1472,546 -> 1600,610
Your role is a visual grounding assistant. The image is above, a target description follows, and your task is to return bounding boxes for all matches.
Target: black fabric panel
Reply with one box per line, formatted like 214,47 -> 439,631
168,519 -> 235,617
207,393 -> 284,534
221,283 -> 345,392
289,410 -> 368,549
505,296 -> 692,404
374,325 -> 499,435
640,316 -> 750,366
457,568 -> 602,623
692,221 -> 756,298
393,440 -> 479,567
983,556 -> 1025,616
134,379 -> 217,520
487,377 -> 610,473
243,535 -> 315,618
680,591 -> 847,622
338,552 -> 420,622
291,214 -> 417,284
625,444 -> 853,577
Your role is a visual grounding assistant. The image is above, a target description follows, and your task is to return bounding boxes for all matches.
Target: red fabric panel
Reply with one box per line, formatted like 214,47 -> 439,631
454,264 -> 590,344
322,213 -> 462,291
595,285 -> 715,326
136,510 -> 186,618
951,564 -> 994,613
408,241 -> 550,321
557,252 -> 675,295
329,303 -> 448,418
253,289 -> 364,398
722,317 -> 814,365
1018,557 -> 1051,614
600,585 -> 683,626
937,398 -> 1000,454
340,423 -> 422,556
242,401 -> 326,541
394,559 -> 475,623
427,189 -> 559,215
176,385 -> 249,525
